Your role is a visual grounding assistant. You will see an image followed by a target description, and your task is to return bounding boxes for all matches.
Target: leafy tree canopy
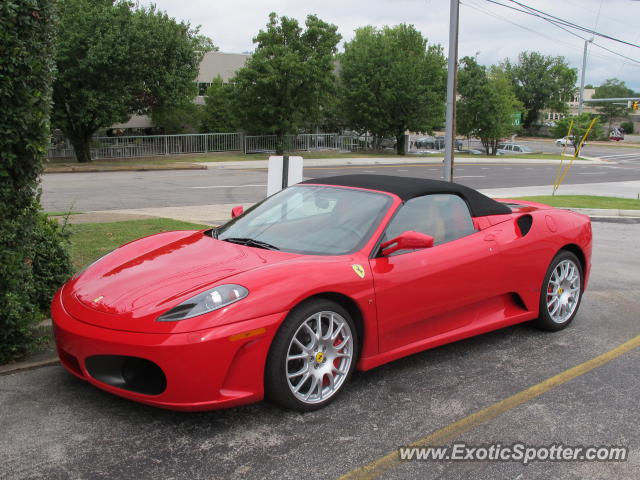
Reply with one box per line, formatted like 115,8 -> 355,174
231,12 -> 341,153
52,0 -> 208,162
457,57 -> 521,155
339,24 -> 447,154
201,76 -> 237,133
504,52 -> 577,130
592,78 -> 635,130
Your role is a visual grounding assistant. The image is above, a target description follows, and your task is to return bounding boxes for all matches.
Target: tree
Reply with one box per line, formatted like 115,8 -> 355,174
195,35 -> 219,53
457,58 -> 520,155
52,0 -> 206,162
1,0 -> 72,363
551,113 -> 603,155
504,52 -> 577,131
200,76 -> 236,133
592,78 -> 635,131
340,25 -> 447,155
151,103 -> 203,134
231,13 -> 341,154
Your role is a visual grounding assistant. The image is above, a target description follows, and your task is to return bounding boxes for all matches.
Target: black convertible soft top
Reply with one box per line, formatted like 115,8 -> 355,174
300,174 -> 512,217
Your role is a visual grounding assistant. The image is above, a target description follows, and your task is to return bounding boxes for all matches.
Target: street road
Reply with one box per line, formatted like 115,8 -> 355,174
42,152 -> 640,212
1,222 -> 638,479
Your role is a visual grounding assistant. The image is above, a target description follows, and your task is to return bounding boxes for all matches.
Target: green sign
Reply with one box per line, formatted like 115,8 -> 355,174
512,112 -> 522,126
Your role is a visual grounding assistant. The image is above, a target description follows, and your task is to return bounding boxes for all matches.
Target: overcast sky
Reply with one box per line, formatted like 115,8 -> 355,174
149,0 -> 640,92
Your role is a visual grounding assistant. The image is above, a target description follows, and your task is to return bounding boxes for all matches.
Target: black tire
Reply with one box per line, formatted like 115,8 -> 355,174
265,299 -> 359,412
532,250 -> 583,331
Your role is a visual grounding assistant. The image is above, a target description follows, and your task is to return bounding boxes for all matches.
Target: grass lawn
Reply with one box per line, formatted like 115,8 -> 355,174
45,211 -> 83,216
67,218 -> 208,271
514,195 -> 640,210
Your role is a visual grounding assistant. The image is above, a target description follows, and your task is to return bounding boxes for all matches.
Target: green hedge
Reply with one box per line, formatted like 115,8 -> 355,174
1,0 -> 73,363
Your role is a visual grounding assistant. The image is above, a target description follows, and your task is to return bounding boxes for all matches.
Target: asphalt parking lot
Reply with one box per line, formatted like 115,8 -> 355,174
1,221 -> 638,480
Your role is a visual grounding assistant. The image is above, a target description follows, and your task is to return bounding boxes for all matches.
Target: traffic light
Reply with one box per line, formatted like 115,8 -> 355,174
633,101 -> 639,111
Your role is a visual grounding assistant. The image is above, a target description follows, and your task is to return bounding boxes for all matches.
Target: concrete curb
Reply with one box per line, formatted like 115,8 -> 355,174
44,163 -> 208,174
568,207 -> 640,218
0,357 -> 59,376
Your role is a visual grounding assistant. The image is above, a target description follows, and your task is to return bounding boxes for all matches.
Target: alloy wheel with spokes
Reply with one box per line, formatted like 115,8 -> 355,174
286,311 -> 353,404
546,259 -> 581,324
534,250 -> 583,331
265,299 -> 358,411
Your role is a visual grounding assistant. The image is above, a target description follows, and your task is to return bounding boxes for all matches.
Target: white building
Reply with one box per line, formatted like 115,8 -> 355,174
111,51 -> 250,130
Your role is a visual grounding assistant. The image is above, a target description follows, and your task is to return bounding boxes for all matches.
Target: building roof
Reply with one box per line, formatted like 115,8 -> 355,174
301,174 -> 512,217
197,51 -> 250,83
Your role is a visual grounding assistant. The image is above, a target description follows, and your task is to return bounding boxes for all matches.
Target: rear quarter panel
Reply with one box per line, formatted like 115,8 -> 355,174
498,207 -> 592,315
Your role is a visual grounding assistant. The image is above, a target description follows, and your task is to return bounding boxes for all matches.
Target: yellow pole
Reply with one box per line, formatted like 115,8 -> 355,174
554,117 -> 598,194
573,117 -> 597,158
553,119 -> 573,195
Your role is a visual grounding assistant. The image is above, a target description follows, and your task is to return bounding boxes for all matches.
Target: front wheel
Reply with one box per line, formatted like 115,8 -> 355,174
533,250 -> 583,331
265,299 -> 358,411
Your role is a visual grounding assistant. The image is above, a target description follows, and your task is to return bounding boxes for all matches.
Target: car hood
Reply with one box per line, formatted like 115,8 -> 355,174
64,230 -> 299,332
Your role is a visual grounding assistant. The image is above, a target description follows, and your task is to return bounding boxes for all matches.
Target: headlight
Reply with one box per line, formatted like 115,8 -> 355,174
156,284 -> 249,322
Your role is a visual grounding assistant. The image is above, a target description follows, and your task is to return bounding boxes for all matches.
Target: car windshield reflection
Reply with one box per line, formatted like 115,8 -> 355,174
217,185 -> 392,255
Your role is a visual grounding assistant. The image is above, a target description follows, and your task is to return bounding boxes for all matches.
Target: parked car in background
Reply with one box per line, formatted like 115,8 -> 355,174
414,136 -> 463,150
496,143 -> 532,155
555,136 -> 587,147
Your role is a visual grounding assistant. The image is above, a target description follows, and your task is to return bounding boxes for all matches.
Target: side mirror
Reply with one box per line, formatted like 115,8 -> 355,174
380,231 -> 434,256
231,206 -> 244,219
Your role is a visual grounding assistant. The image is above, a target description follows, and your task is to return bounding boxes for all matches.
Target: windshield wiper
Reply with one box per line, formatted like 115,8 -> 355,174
222,237 -> 280,251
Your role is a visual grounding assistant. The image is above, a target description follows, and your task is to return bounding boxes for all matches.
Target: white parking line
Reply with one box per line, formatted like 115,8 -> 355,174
191,184 -> 267,189
578,172 -> 604,175
455,175 -> 485,178
398,169 -> 409,172
481,167 -> 489,170
363,170 -> 376,173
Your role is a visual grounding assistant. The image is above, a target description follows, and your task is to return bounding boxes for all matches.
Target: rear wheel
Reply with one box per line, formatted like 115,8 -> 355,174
533,251 -> 583,331
265,299 -> 358,411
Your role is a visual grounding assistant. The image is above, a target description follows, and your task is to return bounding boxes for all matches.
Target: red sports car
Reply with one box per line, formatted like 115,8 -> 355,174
52,175 -> 592,411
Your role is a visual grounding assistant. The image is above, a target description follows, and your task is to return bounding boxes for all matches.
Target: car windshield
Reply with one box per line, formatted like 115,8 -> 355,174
216,185 -> 392,255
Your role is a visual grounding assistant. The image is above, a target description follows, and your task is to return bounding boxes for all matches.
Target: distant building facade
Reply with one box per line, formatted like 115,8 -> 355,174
110,51 -> 250,131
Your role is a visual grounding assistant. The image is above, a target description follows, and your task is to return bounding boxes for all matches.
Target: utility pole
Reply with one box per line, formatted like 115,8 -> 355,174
443,0 -> 459,182
578,38 -> 593,115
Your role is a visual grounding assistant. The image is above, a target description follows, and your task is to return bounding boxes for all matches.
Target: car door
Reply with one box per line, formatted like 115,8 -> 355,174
369,194 -> 505,353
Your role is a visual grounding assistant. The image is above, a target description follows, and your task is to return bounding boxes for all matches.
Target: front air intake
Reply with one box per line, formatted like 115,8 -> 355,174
85,355 -> 166,395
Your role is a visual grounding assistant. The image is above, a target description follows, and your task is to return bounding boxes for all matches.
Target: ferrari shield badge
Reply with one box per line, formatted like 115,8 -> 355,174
352,264 -> 365,279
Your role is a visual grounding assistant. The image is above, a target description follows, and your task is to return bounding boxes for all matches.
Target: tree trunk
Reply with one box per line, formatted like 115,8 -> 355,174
275,133 -> 284,155
68,134 -> 93,163
395,132 -> 406,155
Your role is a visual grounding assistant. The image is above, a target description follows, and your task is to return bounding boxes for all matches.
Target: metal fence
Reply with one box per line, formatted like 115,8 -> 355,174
243,133 -> 350,153
47,132 -> 376,160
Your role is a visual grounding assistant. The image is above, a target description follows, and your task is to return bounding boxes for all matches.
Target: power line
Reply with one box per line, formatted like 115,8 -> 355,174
482,0 -> 640,66
463,0 -> 640,68
505,0 -> 640,49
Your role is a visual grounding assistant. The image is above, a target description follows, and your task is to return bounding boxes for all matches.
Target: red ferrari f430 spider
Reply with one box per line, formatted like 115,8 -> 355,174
52,175 -> 592,411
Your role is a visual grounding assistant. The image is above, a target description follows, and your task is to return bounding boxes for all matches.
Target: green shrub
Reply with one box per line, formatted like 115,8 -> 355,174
32,213 -> 73,312
1,0 -> 72,363
620,121 -> 634,134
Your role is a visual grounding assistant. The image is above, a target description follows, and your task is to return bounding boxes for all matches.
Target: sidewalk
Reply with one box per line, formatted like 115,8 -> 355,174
202,155 -> 607,171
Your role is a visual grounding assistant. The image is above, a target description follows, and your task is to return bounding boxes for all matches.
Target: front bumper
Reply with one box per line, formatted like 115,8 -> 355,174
51,289 -> 285,411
